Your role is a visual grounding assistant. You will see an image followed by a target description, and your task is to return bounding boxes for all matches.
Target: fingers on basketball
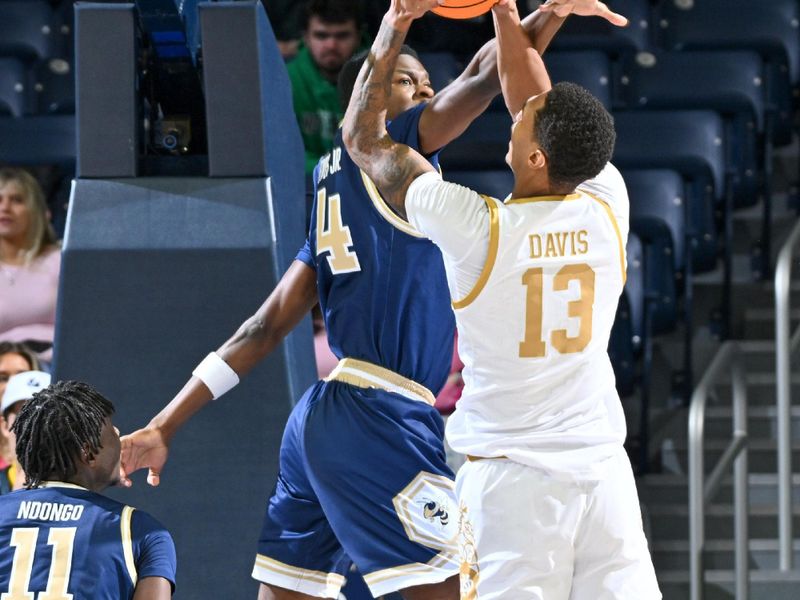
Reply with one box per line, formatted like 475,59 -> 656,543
432,0 -> 500,20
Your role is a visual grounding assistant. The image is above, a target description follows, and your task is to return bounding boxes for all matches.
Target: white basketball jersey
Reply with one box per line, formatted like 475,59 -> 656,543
445,165 -> 630,480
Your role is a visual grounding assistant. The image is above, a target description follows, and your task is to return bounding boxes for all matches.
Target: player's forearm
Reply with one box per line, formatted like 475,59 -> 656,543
343,10 -> 431,214
343,12 -> 409,172
458,8 -> 565,98
493,4 -> 552,116
150,261 -> 317,441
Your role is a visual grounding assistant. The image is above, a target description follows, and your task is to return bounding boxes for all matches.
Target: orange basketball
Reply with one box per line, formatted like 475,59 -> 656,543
432,0 -> 499,20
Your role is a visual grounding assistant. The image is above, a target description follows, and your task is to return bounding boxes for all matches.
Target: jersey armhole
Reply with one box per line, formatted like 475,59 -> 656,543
452,195 -> 500,310
121,505 -> 138,587
582,190 -> 627,284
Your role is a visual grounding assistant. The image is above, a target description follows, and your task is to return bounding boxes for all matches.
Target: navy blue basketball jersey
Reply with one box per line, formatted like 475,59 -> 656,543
297,104 -> 455,395
0,483 -> 176,599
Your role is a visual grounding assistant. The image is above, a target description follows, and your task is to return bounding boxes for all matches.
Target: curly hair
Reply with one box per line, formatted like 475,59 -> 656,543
11,380 -> 114,489
534,82 -> 615,191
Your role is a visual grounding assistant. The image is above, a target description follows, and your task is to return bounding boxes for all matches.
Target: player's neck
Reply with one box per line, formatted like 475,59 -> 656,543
67,469 -> 107,493
511,173 -> 573,200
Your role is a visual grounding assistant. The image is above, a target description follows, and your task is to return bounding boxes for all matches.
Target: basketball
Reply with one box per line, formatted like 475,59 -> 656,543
432,0 -> 499,20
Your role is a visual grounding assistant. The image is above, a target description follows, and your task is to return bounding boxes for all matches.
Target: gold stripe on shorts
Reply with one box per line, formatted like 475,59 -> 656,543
325,358 -> 436,406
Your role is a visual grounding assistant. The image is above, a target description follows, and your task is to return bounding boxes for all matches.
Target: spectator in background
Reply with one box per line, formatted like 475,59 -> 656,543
263,0 -> 306,59
0,168 -> 61,364
287,0 -> 365,176
0,342 -> 39,485
0,370 -> 50,493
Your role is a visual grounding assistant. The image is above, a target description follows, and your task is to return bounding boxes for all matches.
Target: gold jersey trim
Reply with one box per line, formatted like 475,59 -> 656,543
253,554 -> 346,587
362,551 -> 459,587
360,170 -> 426,238
452,195 -> 499,310
39,481 -> 88,491
505,192 -> 582,204
121,505 -> 138,586
581,189 -> 627,284
325,358 -> 436,406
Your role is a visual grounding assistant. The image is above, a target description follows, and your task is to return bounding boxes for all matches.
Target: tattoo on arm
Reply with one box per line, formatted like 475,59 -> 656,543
343,15 -> 434,216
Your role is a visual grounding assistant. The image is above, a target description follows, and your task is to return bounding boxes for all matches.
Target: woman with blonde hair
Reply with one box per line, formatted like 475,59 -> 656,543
0,167 -> 60,363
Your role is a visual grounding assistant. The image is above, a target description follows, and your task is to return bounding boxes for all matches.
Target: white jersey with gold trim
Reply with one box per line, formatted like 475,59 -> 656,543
407,163 -> 629,480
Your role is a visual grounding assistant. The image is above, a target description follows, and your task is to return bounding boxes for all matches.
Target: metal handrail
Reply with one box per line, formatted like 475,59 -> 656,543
689,341 -> 749,600
774,219 -> 800,570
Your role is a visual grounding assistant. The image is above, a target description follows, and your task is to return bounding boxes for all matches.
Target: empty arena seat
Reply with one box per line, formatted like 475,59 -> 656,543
618,49 -> 766,208
440,110 -> 511,170
0,1 -> 55,62
545,50 -> 613,109
0,57 -> 28,116
34,59 -> 75,114
657,0 -> 798,146
613,109 -> 726,273
446,169 -> 513,200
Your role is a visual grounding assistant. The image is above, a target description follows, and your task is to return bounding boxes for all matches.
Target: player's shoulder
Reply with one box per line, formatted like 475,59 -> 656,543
129,506 -> 170,537
577,162 -> 628,207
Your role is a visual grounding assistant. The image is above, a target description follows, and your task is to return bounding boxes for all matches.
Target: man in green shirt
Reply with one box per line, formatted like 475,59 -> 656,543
287,0 -> 363,176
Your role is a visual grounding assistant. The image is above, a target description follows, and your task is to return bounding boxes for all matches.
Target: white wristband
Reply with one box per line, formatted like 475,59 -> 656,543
192,352 -> 239,399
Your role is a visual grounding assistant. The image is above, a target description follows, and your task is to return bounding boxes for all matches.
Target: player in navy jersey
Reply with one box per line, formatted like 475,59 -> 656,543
0,381 -> 176,599
119,3 -> 617,598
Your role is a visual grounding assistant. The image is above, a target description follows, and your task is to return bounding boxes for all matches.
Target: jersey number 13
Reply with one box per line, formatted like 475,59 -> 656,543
519,264 -> 595,358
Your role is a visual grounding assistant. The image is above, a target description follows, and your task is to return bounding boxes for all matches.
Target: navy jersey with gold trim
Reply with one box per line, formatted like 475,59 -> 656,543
0,483 -> 176,599
297,104 -> 454,394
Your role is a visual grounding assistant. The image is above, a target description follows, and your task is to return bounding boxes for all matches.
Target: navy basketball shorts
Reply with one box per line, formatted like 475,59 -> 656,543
252,359 -> 460,597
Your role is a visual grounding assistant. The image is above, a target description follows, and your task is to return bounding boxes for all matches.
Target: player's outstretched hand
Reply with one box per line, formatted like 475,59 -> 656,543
539,0 -> 629,27
391,0 -> 444,22
119,426 -> 169,488
492,0 -> 521,19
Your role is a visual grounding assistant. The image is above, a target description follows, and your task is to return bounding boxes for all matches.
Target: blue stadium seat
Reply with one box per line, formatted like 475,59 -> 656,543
34,59 -> 74,114
447,169 -> 513,200
545,50 -> 613,109
418,52 -> 462,95
609,232 -> 645,398
613,109 -> 726,274
618,49 -> 766,209
548,0 -> 652,55
0,1 -> 55,62
657,0 -> 798,147
440,110 -> 511,170
0,58 -> 28,116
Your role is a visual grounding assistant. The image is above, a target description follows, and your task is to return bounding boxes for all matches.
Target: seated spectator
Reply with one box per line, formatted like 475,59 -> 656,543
0,342 -> 39,476
0,168 -> 61,363
0,370 -> 50,493
288,0 -> 365,176
263,0 -> 305,59
0,380 -> 176,598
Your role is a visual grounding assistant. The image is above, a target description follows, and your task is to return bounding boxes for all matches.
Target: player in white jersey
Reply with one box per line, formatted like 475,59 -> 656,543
342,0 -> 660,597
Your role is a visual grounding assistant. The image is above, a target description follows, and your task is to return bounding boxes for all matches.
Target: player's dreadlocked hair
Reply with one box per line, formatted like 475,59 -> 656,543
11,380 -> 114,489
534,82 -> 616,191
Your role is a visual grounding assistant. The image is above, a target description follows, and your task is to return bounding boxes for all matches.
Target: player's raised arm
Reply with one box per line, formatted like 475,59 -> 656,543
418,0 -> 628,154
119,260 -> 318,487
343,0 -> 439,216
492,0 -> 551,117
